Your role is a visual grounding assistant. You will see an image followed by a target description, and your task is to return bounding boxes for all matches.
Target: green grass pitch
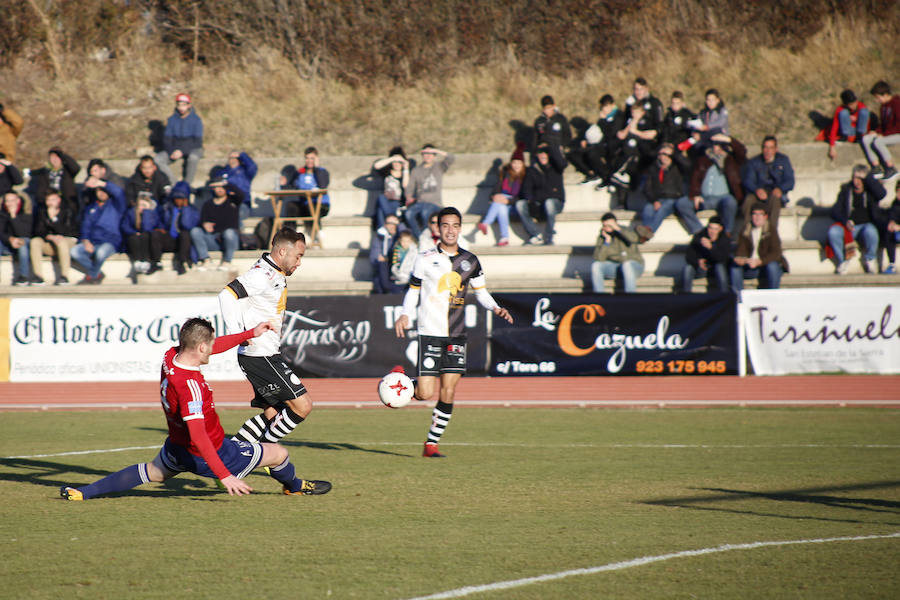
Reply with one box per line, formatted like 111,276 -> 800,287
1,407 -> 898,599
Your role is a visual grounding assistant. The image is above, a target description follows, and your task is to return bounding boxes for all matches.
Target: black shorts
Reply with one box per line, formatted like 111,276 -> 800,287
417,335 -> 467,377
237,353 -> 307,409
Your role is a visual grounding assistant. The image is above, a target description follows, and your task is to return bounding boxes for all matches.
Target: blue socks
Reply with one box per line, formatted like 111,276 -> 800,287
79,463 -> 150,500
269,458 -> 303,492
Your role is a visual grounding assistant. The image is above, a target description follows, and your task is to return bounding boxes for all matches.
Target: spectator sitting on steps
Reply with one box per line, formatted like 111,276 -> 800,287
682,215 -> 731,293
880,181 -> 900,274
70,179 -> 127,285
190,177 -> 241,271
730,203 -> 784,292
30,189 -> 79,285
155,92 -> 204,186
827,164 -> 885,275
826,89 -> 870,161
404,144 -> 453,238
126,155 -> 171,207
635,143 -> 697,240
476,143 -> 526,246
517,142 -> 567,246
157,182 -> 199,276
687,133 -> 746,235
741,135 -> 795,229
372,146 -> 411,230
590,212 -> 644,294
0,191 -> 34,285
861,81 -> 900,181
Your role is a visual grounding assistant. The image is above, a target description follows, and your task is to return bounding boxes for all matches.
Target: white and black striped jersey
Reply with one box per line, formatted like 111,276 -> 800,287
218,253 -> 287,357
402,245 -> 498,338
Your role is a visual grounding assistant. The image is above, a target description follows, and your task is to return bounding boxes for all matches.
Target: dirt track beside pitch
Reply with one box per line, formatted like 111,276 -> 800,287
1,375 -> 898,410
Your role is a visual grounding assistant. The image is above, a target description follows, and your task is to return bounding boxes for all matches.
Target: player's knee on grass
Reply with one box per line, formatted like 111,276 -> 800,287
259,442 -> 289,468
287,393 -> 312,418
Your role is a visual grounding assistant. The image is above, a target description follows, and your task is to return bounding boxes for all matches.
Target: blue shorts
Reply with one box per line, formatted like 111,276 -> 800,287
158,437 -> 263,480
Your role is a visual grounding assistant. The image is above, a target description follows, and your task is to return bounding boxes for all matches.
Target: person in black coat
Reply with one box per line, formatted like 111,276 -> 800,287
30,188 -> 80,285
0,154 -> 23,196
0,191 -> 34,284
31,146 -> 81,210
125,156 -> 171,207
681,215 -> 732,292
516,143 -> 567,246
826,164 -> 885,274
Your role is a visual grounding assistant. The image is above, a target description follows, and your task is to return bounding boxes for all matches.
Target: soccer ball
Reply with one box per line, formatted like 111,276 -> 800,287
378,371 -> 415,408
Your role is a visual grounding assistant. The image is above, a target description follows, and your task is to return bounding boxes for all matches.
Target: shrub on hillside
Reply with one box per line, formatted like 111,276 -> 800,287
9,1 -> 894,84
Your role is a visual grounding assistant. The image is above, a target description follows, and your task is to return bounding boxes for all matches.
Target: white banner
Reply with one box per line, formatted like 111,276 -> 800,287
8,297 -> 244,382
739,288 -> 900,375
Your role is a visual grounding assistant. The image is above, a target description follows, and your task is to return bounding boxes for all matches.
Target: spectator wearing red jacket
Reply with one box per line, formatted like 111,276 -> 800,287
826,89 -> 870,161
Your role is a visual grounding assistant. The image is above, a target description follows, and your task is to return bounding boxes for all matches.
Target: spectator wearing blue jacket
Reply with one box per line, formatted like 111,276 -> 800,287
209,150 -> 257,223
741,135 -> 795,227
279,146 -> 331,220
154,92 -> 204,185
71,180 -> 126,284
157,182 -> 200,275
292,147 -> 330,217
121,193 -> 163,277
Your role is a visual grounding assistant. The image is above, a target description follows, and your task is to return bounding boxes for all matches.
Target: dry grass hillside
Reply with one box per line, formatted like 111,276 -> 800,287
2,6 -> 898,168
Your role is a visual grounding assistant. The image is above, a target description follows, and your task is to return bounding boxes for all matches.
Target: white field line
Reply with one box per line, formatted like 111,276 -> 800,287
404,532 -> 900,600
6,441 -> 899,460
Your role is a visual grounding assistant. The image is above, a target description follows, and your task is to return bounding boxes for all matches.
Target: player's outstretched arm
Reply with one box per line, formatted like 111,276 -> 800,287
211,322 -> 275,354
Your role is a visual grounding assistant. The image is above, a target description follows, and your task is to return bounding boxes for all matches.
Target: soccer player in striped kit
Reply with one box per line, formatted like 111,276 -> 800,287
218,228 -> 317,452
394,207 -> 513,457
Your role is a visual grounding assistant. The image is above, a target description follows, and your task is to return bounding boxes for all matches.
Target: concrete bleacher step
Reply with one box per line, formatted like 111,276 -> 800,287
5,237 -> 889,295
4,271 -> 892,298
270,206 -> 837,251
252,172 -> 846,222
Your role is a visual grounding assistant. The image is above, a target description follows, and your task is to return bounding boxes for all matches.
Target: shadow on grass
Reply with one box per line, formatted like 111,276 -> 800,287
0,457 -> 288,500
134,427 -> 412,457
281,440 -> 412,458
643,480 -> 900,525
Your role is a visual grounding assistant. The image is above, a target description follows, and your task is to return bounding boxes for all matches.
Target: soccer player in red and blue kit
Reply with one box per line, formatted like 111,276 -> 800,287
60,317 -> 331,500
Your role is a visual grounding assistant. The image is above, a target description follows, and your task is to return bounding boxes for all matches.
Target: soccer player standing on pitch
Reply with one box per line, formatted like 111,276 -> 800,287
219,228 -> 314,448
393,206 -> 513,457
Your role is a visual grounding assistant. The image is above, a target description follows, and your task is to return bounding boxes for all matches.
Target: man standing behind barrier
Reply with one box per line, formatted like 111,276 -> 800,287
393,207 -> 513,458
219,228 -> 324,478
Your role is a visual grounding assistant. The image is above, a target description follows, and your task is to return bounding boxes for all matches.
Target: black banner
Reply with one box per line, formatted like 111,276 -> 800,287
490,293 -> 738,376
281,295 -> 488,377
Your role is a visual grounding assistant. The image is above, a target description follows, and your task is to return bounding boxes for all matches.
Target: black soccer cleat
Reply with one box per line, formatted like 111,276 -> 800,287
284,479 -> 332,496
60,486 -> 84,501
